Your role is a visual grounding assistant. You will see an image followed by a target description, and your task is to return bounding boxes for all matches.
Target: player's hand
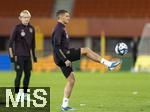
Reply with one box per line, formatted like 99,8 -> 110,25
33,56 -> 37,63
10,56 -> 17,64
10,57 -> 15,63
65,60 -> 71,67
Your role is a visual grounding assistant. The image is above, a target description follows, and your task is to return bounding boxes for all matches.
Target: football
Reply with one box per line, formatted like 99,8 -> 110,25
115,42 -> 128,55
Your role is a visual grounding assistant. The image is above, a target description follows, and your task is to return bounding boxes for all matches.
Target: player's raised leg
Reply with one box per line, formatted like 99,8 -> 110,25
81,47 -> 121,70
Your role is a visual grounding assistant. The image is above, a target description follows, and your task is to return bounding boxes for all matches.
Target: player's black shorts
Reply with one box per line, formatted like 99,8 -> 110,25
58,48 -> 81,78
14,56 -> 32,71
64,48 -> 81,62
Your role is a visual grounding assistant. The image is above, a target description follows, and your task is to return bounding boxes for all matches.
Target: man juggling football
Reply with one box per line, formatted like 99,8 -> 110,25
51,9 -> 121,111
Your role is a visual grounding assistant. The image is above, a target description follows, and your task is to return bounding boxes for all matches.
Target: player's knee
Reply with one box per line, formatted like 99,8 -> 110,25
67,72 -> 75,85
16,73 -> 22,80
24,76 -> 30,81
85,47 -> 90,52
81,47 -> 90,55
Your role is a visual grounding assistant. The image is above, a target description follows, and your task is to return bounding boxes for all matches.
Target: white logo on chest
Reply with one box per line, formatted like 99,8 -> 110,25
29,28 -> 33,33
20,29 -> 26,37
65,31 -> 69,39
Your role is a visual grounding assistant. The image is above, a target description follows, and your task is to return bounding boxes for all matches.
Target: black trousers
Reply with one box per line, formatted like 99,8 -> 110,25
14,56 -> 32,93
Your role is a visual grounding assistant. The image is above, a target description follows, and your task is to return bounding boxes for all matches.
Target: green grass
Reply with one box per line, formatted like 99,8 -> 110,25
0,71 -> 150,112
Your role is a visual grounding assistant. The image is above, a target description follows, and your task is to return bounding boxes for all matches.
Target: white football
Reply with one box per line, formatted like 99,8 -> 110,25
115,42 -> 128,55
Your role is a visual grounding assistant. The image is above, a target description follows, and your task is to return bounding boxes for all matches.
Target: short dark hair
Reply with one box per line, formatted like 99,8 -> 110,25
56,9 -> 69,18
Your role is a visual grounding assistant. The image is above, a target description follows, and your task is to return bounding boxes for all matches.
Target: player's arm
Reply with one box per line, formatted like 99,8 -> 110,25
8,26 -> 17,63
54,28 -> 68,62
30,28 -> 37,63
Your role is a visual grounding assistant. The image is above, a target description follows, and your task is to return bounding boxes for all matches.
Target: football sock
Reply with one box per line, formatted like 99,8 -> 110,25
62,97 -> 69,108
100,58 -> 111,67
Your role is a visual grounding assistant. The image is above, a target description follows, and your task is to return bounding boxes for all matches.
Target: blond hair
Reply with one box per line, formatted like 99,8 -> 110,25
19,10 -> 31,17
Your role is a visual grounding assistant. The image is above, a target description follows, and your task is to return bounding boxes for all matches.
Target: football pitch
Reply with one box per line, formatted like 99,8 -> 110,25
0,71 -> 150,112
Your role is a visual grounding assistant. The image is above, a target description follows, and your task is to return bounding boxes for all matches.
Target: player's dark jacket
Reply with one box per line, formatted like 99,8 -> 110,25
51,22 -> 69,65
8,23 -> 36,57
